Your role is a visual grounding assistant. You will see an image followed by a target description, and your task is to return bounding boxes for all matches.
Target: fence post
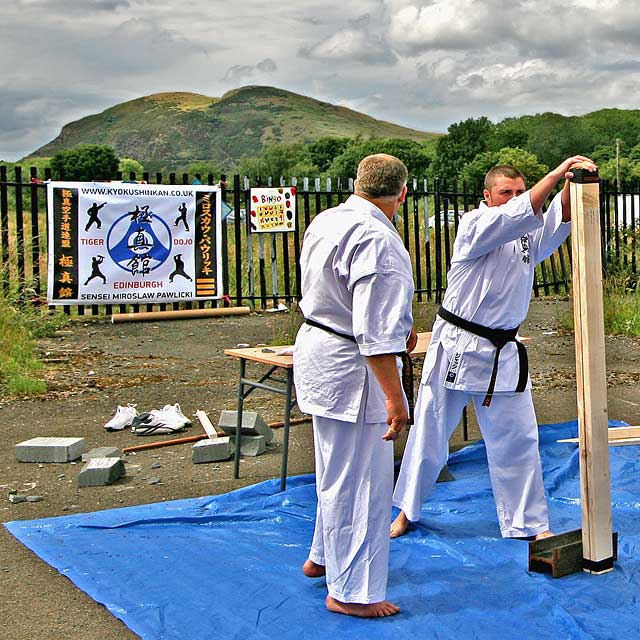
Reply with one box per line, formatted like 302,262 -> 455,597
434,177 -> 443,303
1,166 -> 9,294
243,176 -> 255,306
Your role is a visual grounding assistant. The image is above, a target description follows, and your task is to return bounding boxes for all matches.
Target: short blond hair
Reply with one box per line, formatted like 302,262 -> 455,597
355,154 -> 408,199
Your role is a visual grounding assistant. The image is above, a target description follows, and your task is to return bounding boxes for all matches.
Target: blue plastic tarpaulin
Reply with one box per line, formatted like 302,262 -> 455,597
5,420 -> 640,639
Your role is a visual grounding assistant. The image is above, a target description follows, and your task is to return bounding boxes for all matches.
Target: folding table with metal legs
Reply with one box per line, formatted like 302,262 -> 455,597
224,347 -> 295,491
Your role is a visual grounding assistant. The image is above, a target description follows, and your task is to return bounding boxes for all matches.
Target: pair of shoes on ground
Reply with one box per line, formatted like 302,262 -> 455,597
103,403 -> 192,435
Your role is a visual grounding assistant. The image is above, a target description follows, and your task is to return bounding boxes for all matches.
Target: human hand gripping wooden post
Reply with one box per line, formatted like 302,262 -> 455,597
570,163 -> 615,574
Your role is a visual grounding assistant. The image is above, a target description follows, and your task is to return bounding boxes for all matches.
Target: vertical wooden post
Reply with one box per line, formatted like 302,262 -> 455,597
570,167 -> 614,574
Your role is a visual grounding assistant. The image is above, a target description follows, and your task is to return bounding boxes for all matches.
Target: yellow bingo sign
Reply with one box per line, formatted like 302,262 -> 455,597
249,187 -> 296,233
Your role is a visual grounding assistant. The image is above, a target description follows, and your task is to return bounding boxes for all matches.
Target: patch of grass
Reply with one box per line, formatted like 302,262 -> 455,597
603,289 -> 640,337
561,261 -> 640,337
0,279 -> 68,396
6,374 -> 47,395
271,307 -> 303,345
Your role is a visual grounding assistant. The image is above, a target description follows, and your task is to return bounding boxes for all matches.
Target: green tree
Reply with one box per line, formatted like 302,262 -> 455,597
490,118 -> 529,151
308,137 -> 351,172
460,147 -> 548,188
179,161 -> 223,179
591,145 -> 616,164
599,157 -> 640,183
118,158 -> 145,176
51,144 -> 119,181
328,138 -> 432,178
513,113 -> 597,168
237,143 -> 317,179
431,117 -> 495,180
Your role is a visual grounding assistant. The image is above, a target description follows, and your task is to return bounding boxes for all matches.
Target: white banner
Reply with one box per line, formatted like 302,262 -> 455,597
47,182 -> 222,305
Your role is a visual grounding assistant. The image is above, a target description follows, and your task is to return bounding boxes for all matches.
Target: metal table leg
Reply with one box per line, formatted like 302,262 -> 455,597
233,358 -> 246,479
279,368 -> 293,491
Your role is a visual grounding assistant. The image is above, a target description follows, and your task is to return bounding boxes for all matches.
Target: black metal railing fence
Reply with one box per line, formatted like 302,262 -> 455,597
0,166 -> 636,314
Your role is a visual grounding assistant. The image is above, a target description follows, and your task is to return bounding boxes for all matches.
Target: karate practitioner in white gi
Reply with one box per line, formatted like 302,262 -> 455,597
391,155 -> 597,541
294,154 -> 416,618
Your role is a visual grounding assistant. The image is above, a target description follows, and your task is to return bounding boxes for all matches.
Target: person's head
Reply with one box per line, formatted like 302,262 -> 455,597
354,154 -> 408,218
483,165 -> 526,207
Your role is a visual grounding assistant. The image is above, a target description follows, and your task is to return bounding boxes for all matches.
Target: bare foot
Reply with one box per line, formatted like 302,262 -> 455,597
534,530 -> 554,540
326,595 -> 400,617
390,511 -> 409,538
302,559 -> 326,577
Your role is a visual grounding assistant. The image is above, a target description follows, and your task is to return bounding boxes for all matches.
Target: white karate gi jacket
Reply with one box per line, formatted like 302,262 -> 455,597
294,194 -> 414,423
424,190 -> 570,393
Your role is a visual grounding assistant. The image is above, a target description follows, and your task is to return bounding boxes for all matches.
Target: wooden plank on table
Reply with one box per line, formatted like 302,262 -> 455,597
570,169 -> 614,572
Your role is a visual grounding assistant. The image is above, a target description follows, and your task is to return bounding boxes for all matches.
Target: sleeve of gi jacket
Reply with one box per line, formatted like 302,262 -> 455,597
454,192 -> 543,262
530,191 -> 571,264
351,272 -> 414,356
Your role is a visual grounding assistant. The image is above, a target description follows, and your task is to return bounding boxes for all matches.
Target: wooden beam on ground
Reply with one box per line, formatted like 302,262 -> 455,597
558,425 -> 640,446
123,434 -> 208,453
111,306 -> 250,324
570,166 -> 614,574
195,410 -> 220,439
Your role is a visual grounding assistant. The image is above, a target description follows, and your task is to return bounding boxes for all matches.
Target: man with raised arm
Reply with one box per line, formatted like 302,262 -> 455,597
391,155 -> 597,541
294,154 -> 416,618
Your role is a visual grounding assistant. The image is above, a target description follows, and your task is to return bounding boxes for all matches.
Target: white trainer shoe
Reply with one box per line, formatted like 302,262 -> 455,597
161,403 -> 192,427
130,404 -> 192,435
104,404 -> 138,431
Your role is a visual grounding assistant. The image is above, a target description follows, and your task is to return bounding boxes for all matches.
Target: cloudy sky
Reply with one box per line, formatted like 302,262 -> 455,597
1,0 -> 638,160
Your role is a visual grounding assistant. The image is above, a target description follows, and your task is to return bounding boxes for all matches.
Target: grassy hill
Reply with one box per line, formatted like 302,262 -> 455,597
29,86 -> 439,171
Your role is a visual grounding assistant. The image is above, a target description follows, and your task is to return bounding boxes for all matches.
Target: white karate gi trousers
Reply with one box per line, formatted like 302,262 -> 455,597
308,414 -> 393,603
393,346 -> 549,538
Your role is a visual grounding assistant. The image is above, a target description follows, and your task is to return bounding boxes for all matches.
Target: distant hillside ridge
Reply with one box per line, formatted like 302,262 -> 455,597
30,86 -> 440,171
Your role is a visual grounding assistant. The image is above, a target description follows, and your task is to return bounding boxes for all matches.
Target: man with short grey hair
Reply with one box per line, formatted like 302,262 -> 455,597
355,153 -> 408,200
294,153 -> 416,617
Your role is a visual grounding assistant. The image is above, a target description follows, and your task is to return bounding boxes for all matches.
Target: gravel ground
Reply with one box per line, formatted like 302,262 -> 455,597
1,298 -> 639,640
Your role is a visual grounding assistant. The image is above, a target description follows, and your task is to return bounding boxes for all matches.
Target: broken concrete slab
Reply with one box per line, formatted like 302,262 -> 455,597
81,447 -> 122,462
7,493 -> 41,504
192,437 -> 232,464
77,457 -> 125,487
230,434 -> 266,456
16,437 -> 86,463
218,410 -> 273,444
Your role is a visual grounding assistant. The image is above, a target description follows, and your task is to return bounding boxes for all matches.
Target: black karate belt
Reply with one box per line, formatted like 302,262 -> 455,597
400,352 -> 415,425
303,318 -> 357,343
303,317 -> 414,423
437,307 -> 528,407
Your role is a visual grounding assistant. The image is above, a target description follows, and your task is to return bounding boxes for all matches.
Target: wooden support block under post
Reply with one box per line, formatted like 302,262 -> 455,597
529,530 -> 618,578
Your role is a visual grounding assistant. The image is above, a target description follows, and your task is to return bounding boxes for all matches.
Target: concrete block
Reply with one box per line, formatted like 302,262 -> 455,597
16,437 -> 86,463
231,434 -> 266,456
436,464 -> 455,483
218,410 -> 273,444
82,447 -> 122,462
77,457 -> 125,487
192,437 -> 232,463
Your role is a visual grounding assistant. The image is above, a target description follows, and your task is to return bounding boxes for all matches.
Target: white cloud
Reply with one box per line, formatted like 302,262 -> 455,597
301,28 -> 397,65
389,1 -> 495,52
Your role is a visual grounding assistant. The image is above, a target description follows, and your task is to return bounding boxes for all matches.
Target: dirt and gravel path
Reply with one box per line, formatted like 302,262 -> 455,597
1,299 -> 639,639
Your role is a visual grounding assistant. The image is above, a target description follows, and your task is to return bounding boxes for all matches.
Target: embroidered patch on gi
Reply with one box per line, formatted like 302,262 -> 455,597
446,352 -> 461,383
520,235 -> 530,264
